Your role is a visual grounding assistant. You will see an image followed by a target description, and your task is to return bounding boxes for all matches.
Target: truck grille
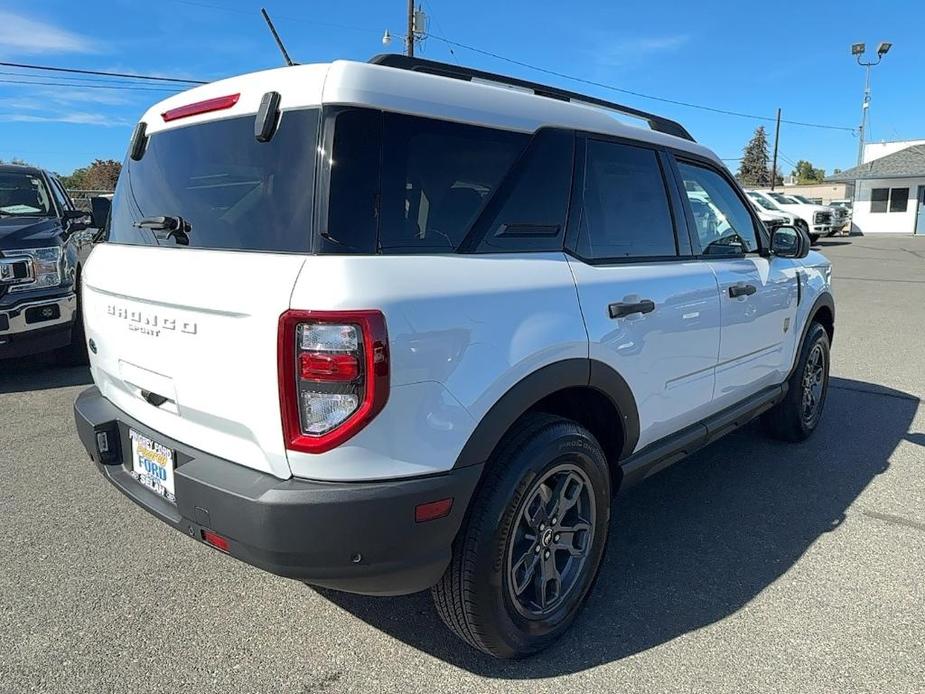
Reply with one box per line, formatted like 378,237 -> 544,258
814,211 -> 833,225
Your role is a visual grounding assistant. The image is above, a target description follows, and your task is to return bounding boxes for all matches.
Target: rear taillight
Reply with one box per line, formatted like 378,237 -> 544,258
278,310 -> 389,454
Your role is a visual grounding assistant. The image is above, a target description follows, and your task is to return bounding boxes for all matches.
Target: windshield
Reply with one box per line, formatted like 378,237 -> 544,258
768,192 -> 796,205
109,109 -> 319,252
0,171 -> 54,217
792,195 -> 813,204
747,191 -> 778,210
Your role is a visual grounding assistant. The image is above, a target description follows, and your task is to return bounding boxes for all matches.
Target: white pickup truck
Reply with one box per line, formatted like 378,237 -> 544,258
748,190 -> 835,243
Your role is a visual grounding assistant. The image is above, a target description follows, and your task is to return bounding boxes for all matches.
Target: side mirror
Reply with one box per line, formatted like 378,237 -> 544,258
89,196 -> 112,232
63,209 -> 87,221
62,208 -> 91,233
770,225 -> 808,259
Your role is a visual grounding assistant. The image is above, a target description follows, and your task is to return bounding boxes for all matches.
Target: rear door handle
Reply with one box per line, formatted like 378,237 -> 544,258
728,283 -> 757,298
609,299 -> 655,319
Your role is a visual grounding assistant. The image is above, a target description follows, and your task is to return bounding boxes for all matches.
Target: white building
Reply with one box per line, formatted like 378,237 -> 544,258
827,140 -> 925,235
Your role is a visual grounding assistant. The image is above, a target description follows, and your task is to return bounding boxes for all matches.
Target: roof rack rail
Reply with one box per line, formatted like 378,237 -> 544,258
368,54 -> 695,142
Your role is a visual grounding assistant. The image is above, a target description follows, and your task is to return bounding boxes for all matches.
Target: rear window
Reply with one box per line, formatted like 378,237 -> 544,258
322,109 -> 529,254
109,109 -> 319,252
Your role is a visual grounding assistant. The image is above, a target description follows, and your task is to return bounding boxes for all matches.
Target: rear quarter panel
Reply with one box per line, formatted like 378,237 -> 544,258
286,253 -> 588,481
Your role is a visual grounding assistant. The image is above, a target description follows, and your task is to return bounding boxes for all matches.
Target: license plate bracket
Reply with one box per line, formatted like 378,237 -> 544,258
128,429 -> 176,504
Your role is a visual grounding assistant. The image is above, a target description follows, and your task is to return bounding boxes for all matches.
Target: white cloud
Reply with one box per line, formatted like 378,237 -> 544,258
593,34 -> 690,67
0,112 -> 130,127
30,88 -> 133,107
0,96 -> 46,111
0,11 -> 99,56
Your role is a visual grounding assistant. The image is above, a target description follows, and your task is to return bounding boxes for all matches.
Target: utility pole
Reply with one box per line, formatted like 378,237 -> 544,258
382,3 -> 426,55
852,41 -> 892,166
407,0 -> 415,57
770,107 -> 781,191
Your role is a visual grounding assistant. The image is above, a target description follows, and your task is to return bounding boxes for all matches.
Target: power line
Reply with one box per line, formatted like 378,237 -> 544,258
420,0 -> 460,65
0,70 -> 177,89
426,34 -> 855,134
0,17 -> 856,136
0,78 -> 181,93
0,61 -> 205,85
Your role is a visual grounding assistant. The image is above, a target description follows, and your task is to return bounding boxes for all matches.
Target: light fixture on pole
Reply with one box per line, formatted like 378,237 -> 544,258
382,3 -> 427,56
852,41 -> 893,166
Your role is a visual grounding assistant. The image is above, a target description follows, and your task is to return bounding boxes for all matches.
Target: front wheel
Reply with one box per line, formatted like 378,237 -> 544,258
432,413 -> 611,658
55,276 -> 88,366
763,321 -> 830,441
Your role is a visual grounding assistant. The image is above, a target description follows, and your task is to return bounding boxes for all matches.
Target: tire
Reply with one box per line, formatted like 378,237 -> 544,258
55,273 -> 88,366
809,233 -> 820,244
763,321 -> 830,442
432,413 -> 611,659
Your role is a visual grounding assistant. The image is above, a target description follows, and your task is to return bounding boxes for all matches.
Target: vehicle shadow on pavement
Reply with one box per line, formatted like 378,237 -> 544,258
319,376 -> 919,677
0,355 -> 92,394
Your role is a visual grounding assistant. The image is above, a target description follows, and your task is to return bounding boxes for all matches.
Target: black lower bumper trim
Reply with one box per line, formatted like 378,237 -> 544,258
74,386 -> 482,595
0,322 -> 71,359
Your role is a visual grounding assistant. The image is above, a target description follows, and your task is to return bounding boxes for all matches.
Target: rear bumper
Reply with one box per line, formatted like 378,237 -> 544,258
0,291 -> 76,359
74,386 -> 482,595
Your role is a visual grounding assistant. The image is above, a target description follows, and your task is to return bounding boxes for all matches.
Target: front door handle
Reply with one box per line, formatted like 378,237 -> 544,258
728,283 -> 757,298
609,299 -> 655,319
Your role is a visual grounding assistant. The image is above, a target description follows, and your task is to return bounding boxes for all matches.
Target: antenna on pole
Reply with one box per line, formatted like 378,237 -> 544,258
261,8 -> 295,66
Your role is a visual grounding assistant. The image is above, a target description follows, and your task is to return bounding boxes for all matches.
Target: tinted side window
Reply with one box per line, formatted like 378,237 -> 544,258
472,128 -> 573,253
323,109 -> 381,253
577,140 -> 677,259
676,161 -> 759,255
48,175 -> 70,213
378,113 -> 527,254
55,178 -> 76,209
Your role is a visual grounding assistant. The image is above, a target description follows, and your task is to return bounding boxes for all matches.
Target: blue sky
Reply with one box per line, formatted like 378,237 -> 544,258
0,0 -> 920,177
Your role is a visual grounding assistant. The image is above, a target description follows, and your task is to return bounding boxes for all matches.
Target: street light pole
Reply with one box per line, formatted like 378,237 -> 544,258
856,61 -> 873,166
852,41 -> 892,166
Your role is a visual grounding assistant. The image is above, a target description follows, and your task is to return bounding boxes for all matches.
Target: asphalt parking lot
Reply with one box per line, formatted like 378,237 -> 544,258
1,235 -> 923,693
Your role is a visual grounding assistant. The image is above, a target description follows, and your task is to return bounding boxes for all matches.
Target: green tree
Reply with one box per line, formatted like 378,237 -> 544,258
791,160 -> 826,184
737,127 -> 771,187
60,159 -> 121,190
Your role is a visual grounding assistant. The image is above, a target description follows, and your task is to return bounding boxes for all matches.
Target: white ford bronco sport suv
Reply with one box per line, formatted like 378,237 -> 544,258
73,55 -> 834,659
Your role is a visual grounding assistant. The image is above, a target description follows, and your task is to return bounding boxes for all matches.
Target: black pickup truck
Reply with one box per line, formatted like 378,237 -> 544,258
0,164 -> 106,361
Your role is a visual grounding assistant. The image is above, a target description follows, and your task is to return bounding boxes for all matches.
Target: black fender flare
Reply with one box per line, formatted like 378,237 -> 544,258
453,358 -> 640,469
789,291 -> 834,379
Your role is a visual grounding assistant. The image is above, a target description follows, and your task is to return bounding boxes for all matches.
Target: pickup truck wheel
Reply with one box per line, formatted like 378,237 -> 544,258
55,274 -> 88,366
763,321 -> 830,442
431,413 -> 610,658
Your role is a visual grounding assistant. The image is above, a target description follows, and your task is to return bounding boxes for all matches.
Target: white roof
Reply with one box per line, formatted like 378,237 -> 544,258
141,60 -> 719,164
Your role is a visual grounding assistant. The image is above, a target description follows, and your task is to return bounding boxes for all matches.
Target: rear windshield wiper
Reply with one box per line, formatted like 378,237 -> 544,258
133,216 -> 191,245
